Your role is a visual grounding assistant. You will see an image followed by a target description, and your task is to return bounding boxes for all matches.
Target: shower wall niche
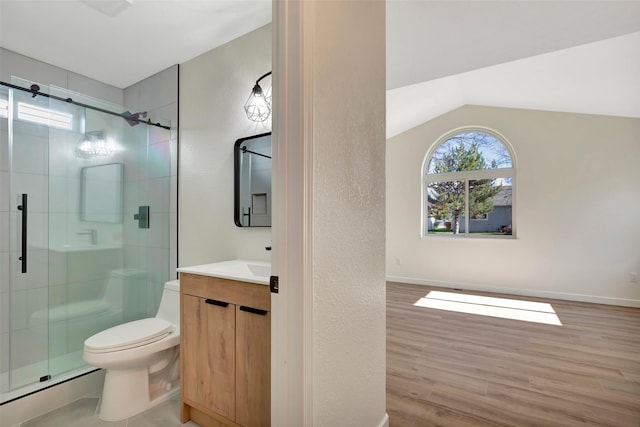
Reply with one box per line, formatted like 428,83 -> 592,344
0,69 -> 177,405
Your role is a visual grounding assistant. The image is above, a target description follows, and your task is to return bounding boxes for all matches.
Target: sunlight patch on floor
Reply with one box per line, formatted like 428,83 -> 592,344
414,290 -> 562,325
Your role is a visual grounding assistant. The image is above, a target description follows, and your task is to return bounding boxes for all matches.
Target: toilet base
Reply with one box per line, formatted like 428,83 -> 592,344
98,366 -> 179,421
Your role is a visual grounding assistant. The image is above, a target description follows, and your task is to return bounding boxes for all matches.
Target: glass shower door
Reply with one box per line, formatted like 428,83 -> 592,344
46,93 -> 127,378
44,88 -> 172,379
0,80 -> 172,401
5,84 -> 59,391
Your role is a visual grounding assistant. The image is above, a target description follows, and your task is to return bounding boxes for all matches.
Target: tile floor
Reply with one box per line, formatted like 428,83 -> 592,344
20,397 -> 200,427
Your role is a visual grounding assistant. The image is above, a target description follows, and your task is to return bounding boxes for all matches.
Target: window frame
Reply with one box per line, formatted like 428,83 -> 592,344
421,127 -> 516,238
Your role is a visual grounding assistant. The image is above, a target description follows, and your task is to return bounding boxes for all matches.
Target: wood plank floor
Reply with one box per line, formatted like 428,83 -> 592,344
386,282 -> 640,427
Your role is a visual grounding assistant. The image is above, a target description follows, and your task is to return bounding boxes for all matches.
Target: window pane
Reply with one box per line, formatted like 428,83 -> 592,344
427,131 -> 512,174
468,178 -> 512,235
426,180 -> 465,235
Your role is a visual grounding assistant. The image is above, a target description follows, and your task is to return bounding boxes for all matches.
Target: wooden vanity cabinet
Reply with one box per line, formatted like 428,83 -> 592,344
180,273 -> 270,427
182,294 -> 236,420
235,305 -> 271,427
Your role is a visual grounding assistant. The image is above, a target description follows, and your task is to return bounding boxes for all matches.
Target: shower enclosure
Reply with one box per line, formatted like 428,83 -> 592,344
0,78 -> 173,404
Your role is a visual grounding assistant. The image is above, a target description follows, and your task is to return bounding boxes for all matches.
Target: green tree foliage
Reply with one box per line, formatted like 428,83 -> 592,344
428,142 -> 501,234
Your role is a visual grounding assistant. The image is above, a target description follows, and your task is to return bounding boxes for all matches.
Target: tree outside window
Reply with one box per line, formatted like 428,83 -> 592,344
424,130 -> 515,237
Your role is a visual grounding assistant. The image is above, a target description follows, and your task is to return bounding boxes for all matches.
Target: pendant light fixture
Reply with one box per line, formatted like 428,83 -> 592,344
244,71 -> 272,122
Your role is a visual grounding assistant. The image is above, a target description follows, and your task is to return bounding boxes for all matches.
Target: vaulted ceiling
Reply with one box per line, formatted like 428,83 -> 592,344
386,1 -> 640,89
386,1 -> 640,137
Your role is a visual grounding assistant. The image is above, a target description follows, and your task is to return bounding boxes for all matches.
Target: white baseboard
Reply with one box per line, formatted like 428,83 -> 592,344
377,412 -> 389,427
387,276 -> 640,308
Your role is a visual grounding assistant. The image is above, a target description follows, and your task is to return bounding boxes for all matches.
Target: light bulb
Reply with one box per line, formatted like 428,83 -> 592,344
244,84 -> 271,122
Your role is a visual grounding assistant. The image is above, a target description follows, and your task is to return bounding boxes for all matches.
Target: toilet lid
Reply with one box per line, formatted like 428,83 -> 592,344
85,318 -> 174,353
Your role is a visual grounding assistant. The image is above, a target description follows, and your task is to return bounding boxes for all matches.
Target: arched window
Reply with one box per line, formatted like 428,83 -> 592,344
423,128 -> 515,237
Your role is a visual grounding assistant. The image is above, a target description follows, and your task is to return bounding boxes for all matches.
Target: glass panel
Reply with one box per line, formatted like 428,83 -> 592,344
427,131 -> 512,174
46,91 -> 172,377
426,180 -> 465,235
469,177 -> 512,235
121,121 -> 151,322
47,95 -> 127,377
80,163 -> 123,223
1,80 -> 172,401
7,86 -> 51,390
0,86 -> 7,395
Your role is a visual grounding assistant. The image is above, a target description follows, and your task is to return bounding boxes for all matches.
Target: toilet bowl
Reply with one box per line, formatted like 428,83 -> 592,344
83,279 -> 180,421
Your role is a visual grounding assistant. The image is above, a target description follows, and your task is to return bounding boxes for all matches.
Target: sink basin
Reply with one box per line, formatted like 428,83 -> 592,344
247,264 -> 270,278
177,259 -> 271,285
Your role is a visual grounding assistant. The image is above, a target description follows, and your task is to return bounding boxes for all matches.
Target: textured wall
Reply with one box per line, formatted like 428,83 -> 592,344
179,24 -> 272,267
387,105 -> 640,306
310,2 -> 387,425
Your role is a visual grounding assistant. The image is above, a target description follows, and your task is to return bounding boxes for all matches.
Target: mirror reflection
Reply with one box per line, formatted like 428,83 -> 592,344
234,133 -> 272,227
80,163 -> 123,223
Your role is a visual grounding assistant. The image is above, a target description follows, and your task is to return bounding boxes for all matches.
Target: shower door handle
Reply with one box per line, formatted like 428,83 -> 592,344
17,193 -> 27,273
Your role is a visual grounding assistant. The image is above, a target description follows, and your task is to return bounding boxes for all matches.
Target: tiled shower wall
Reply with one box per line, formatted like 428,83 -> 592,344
123,65 -> 179,316
0,48 -> 124,386
0,48 -> 178,387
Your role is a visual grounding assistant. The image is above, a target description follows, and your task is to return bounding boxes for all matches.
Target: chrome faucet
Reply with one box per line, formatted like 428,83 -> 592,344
77,229 -> 97,245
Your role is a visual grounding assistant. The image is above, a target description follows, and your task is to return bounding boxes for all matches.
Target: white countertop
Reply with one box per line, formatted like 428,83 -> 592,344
177,259 -> 271,285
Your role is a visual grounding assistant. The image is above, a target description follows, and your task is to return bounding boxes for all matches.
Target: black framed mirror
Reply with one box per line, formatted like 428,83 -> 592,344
234,132 -> 272,227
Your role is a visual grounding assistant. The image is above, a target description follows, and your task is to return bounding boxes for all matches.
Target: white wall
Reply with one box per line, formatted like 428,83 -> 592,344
1,48 -> 123,105
271,2 -> 387,424
387,105 -> 640,306
179,24 -> 272,267
310,1 -> 387,424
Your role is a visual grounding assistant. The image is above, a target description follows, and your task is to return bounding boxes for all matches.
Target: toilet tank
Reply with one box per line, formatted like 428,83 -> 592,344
156,280 -> 180,328
103,268 -> 146,308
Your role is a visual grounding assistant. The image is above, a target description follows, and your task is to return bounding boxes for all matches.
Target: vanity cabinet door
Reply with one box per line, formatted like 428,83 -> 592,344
235,306 -> 271,427
183,294 -> 236,421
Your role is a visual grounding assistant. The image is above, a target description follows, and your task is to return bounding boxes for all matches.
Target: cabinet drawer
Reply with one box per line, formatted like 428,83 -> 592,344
180,273 -> 270,312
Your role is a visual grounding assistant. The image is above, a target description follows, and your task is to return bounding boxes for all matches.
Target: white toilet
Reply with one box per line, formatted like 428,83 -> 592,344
83,280 -> 180,421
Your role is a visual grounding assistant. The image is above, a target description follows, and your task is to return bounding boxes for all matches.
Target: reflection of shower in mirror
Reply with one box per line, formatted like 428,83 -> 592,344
234,132 -> 272,227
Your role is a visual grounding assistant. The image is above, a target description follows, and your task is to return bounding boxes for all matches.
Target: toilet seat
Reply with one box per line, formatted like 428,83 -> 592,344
85,318 -> 174,353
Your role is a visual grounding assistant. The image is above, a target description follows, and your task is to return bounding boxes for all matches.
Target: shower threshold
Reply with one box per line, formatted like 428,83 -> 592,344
0,351 -> 97,405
